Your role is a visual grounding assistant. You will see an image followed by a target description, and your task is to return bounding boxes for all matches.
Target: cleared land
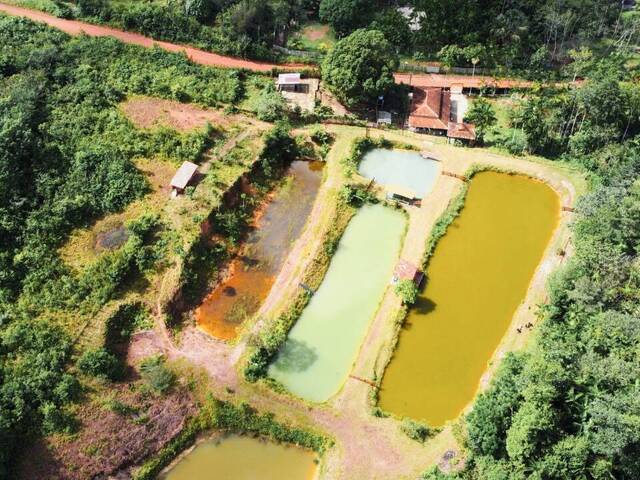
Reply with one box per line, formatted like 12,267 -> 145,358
127,125 -> 585,479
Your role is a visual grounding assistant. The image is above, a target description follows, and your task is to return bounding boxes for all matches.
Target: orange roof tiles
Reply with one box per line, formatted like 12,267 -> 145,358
447,122 -> 476,140
408,87 -> 450,130
395,73 -> 533,90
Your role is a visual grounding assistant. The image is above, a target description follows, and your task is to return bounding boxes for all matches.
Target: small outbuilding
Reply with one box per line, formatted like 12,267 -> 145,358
377,110 -> 392,125
170,161 -> 198,196
277,73 -> 307,93
385,184 -> 421,206
391,259 -> 424,287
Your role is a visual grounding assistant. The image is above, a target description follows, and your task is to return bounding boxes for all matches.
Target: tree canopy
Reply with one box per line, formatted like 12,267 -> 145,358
321,29 -> 397,107
318,0 -> 373,37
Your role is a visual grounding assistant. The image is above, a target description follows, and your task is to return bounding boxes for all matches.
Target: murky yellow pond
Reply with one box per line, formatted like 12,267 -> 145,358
379,171 -> 559,426
163,435 -> 318,480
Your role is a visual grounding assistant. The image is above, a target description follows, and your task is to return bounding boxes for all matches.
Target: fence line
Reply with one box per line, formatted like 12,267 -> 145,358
398,62 -> 491,76
273,45 -> 322,59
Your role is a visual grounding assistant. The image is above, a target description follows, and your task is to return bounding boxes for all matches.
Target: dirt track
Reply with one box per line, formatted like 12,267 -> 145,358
2,2 -> 529,90
0,2 -> 302,72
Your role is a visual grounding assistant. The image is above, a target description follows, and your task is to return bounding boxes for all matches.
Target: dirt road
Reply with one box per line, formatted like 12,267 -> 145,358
2,2 -> 533,90
0,2 -> 302,72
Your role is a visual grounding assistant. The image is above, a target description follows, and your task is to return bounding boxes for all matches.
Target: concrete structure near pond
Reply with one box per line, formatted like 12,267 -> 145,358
276,73 -> 319,112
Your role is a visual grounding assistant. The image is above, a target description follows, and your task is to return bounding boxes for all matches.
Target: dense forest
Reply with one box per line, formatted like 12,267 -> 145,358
10,0 -> 638,71
0,16 -> 249,476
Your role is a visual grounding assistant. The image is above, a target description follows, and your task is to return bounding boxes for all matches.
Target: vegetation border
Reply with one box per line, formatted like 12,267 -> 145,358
133,396 -> 331,480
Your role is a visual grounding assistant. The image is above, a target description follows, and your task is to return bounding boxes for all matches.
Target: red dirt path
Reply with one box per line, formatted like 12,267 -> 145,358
0,2 -> 303,72
1,2 -> 534,90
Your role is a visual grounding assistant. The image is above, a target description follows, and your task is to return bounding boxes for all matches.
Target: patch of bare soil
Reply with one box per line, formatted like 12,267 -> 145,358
304,25 -> 329,41
120,97 -> 231,131
16,384 -> 196,480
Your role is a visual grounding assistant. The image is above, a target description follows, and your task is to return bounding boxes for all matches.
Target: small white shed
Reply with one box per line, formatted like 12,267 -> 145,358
170,161 -> 198,195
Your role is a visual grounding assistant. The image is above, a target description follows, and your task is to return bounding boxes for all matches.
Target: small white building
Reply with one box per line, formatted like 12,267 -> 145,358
397,6 -> 426,32
277,73 -> 307,93
170,161 -> 198,196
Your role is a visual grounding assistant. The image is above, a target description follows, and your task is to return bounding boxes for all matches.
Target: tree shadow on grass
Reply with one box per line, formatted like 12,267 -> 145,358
273,338 -> 318,373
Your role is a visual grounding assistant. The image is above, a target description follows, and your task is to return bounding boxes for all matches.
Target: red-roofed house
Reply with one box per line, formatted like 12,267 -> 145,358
407,86 -> 476,143
448,121 -> 476,141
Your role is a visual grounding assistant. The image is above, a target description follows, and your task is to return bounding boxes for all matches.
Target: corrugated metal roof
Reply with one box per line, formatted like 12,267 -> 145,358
170,161 -> 198,190
277,73 -> 301,85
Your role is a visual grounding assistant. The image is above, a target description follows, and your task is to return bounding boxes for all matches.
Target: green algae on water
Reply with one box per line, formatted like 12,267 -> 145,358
163,435 -> 317,480
269,204 -> 406,402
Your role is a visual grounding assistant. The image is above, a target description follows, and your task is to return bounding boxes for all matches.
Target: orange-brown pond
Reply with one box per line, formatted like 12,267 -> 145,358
379,171 -> 559,426
196,161 -> 323,340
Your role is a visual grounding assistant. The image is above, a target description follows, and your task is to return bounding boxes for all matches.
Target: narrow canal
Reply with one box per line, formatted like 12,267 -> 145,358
379,171 -> 559,426
196,160 -> 323,340
269,204 -> 406,402
162,435 -> 318,480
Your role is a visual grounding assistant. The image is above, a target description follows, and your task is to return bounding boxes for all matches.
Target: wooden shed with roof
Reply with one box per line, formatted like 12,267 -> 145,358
391,259 -> 424,287
170,161 -> 198,196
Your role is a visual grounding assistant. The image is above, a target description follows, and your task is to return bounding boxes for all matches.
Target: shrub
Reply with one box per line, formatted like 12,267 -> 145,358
310,126 -> 333,146
77,348 -> 122,381
339,184 -> 376,206
255,85 -> 289,122
139,355 -> 175,394
395,279 -> 419,305
211,400 -> 330,453
401,419 -> 436,443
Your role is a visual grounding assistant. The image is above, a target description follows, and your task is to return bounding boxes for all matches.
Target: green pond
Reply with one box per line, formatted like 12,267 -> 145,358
379,171 -> 559,426
163,435 -> 317,480
358,149 -> 440,198
269,204 -> 406,402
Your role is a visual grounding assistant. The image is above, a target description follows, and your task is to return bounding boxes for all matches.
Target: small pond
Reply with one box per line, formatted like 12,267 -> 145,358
358,149 -> 439,199
196,161 -> 323,340
163,435 -> 317,480
269,204 -> 405,402
378,171 -> 559,426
